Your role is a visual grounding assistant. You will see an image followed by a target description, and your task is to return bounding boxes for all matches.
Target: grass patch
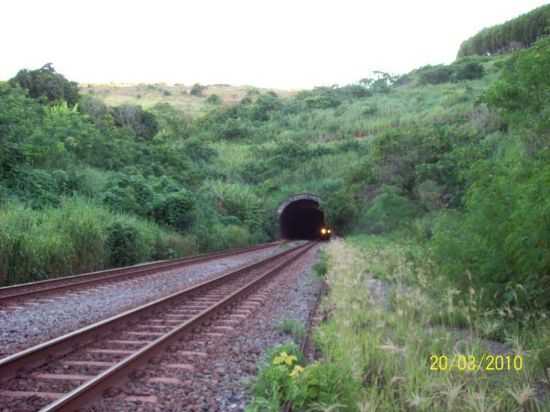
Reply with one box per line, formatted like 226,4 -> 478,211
312,250 -> 329,278
305,238 -> 550,411
276,319 -> 306,342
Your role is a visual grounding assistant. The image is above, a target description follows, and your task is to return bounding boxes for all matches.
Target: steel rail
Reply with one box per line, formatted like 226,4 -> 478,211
39,242 -> 315,411
0,240 -> 284,303
0,242 -> 312,390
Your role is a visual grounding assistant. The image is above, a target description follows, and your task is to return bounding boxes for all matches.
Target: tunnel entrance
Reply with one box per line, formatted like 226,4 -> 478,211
278,194 -> 326,240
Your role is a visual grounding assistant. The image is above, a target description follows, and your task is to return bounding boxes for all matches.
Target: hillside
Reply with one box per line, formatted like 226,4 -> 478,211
81,82 -> 296,117
0,50 -> 540,284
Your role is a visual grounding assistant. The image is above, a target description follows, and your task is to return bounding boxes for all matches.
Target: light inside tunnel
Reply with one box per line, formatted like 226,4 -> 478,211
279,198 -> 326,240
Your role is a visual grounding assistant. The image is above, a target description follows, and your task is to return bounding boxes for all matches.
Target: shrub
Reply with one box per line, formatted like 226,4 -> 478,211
78,95 -> 109,125
190,83 -> 205,96
209,181 -> 262,230
248,342 -> 356,411
248,343 -> 304,411
150,103 -> 192,139
291,361 -> 356,409
216,117 -> 251,139
359,186 -> 420,233
454,62 -> 485,80
105,222 -> 142,267
206,94 -> 221,105
110,104 -> 159,139
419,65 -> 454,85
151,190 -> 195,231
153,233 -> 197,260
250,94 -> 283,121
431,158 -> 550,314
324,188 -> 358,233
416,179 -> 444,211
482,37 -> 550,154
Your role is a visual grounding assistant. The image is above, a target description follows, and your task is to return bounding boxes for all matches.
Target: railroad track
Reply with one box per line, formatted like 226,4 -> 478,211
0,240 -> 284,305
0,241 -> 315,411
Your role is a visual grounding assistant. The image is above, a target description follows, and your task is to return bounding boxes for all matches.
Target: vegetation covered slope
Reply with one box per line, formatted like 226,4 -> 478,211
246,27 -> 550,412
1,7 -> 549,331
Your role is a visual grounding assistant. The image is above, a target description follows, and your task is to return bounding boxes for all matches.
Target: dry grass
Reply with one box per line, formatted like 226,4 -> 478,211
80,82 -> 297,116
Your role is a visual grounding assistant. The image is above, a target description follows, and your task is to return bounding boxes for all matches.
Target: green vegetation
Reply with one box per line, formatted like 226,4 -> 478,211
245,9 -> 550,410
312,250 -> 328,278
303,238 -> 548,411
0,198 -> 197,284
2,35 -> 548,293
415,60 -> 485,85
250,232 -> 549,410
0,66 -> 271,284
247,343 -> 356,412
458,4 -> 550,57
276,319 -> 306,341
431,38 -> 550,314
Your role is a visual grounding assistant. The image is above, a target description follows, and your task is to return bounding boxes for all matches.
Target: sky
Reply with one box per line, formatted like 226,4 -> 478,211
1,0 -> 548,89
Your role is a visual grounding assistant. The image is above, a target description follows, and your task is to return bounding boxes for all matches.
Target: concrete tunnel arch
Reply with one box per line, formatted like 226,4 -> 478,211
277,193 -> 327,240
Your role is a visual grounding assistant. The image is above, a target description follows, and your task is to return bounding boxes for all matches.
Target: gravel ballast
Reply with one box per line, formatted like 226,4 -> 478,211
0,243 -> 295,359
86,244 -> 323,412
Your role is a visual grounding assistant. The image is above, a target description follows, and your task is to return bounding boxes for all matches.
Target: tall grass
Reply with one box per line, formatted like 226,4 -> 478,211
0,197 -> 197,285
304,238 -> 550,411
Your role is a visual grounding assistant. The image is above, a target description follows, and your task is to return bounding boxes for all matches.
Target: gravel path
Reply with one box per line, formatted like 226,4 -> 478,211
86,244 -> 323,412
0,243 -> 296,359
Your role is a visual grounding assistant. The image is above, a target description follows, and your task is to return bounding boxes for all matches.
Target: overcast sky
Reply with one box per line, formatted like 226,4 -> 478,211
1,0 -> 548,89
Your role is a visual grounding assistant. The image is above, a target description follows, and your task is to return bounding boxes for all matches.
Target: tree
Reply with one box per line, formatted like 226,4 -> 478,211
0,84 -> 42,179
458,4 -> 550,57
190,83 -> 205,96
10,63 -> 80,106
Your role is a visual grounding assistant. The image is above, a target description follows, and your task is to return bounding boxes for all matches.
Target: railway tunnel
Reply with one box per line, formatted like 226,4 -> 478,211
277,194 -> 327,240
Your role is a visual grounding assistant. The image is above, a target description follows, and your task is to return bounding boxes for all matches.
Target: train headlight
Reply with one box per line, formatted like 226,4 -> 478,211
321,228 -> 327,235
327,229 -> 331,234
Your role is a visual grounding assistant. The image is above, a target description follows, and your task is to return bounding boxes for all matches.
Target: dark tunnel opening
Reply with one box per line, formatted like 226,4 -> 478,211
279,198 -> 326,240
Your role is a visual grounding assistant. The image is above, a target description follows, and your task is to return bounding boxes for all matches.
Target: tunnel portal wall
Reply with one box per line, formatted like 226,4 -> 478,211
277,193 -> 326,240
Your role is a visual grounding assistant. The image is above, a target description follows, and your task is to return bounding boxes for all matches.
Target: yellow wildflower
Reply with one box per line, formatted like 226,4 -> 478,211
273,351 -> 298,366
290,365 -> 304,378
